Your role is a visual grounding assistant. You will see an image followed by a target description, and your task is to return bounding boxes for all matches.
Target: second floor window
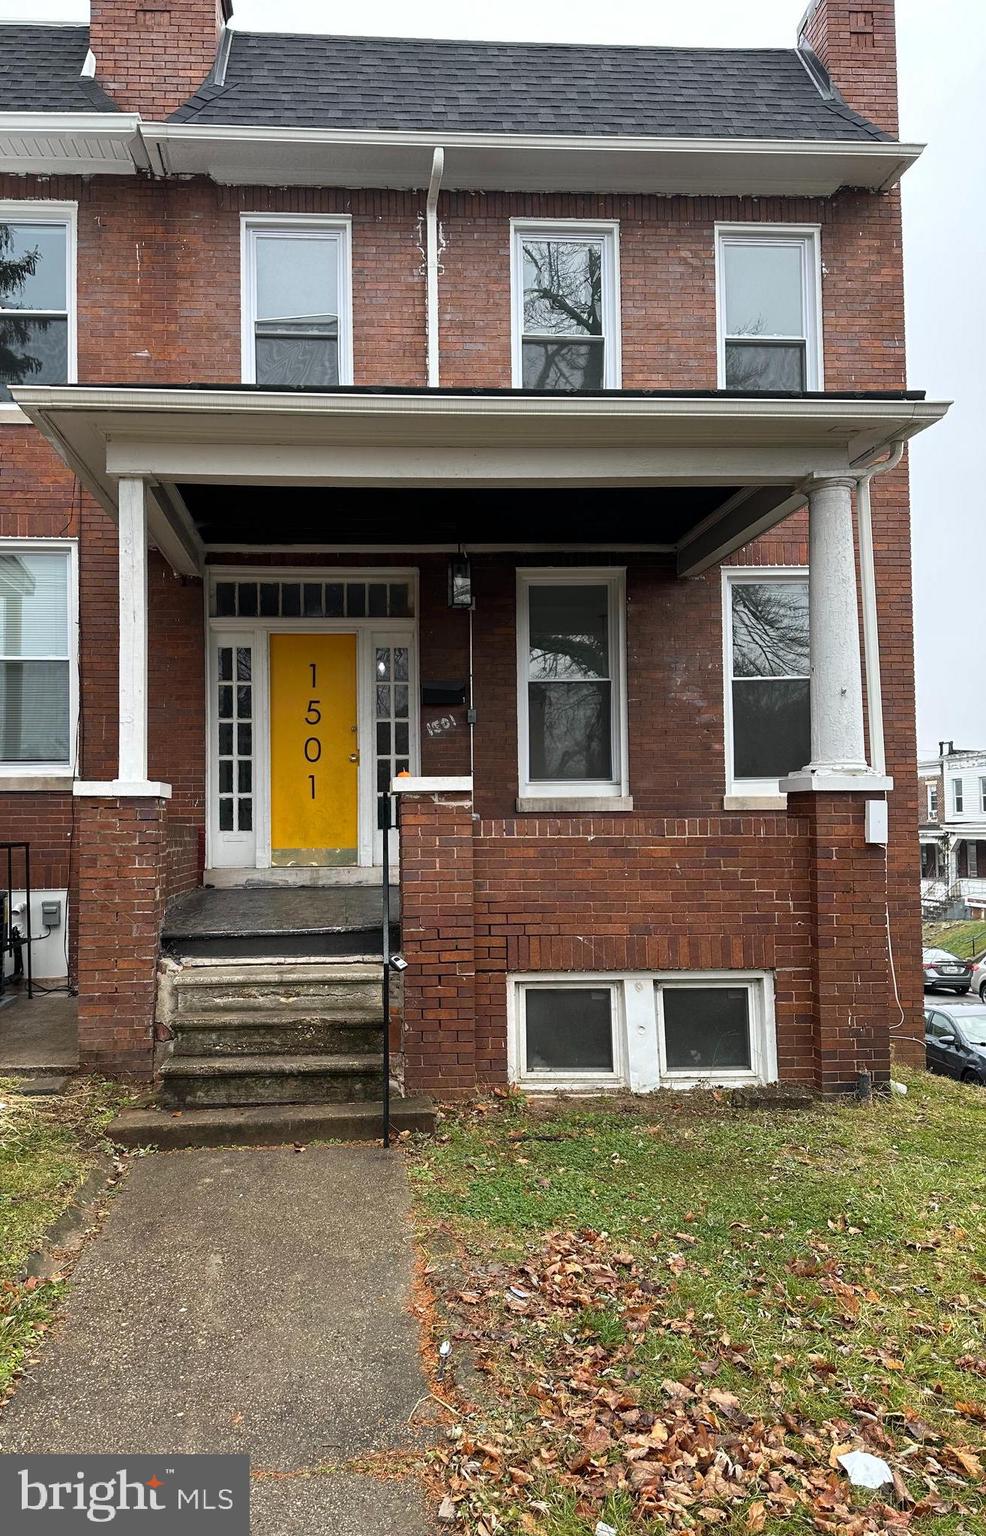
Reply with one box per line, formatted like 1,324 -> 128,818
511,221 -> 620,390
716,226 -> 822,392
928,783 -> 938,818
726,572 -> 810,794
953,779 -> 964,814
241,216 -> 352,388
0,204 -> 75,402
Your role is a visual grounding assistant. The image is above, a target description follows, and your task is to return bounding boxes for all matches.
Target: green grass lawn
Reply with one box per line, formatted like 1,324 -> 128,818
923,920 -> 986,962
409,1070 -> 986,1535
0,1077 -> 129,1399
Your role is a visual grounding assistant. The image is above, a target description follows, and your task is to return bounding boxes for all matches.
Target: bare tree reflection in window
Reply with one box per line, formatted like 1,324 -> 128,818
522,240 -> 604,390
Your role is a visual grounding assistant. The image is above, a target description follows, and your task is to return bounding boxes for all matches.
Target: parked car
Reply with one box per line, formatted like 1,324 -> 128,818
967,955 -> 986,1001
924,1004 -> 986,1084
922,948 -> 973,994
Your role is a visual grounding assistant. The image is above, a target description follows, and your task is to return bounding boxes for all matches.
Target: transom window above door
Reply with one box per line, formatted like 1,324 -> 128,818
241,215 -> 353,388
511,221 -> 621,390
716,225 -> 822,392
210,577 -> 413,620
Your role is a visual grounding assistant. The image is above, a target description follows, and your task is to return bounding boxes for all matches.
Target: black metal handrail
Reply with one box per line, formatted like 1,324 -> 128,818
378,793 -> 393,1148
0,841 -> 33,1000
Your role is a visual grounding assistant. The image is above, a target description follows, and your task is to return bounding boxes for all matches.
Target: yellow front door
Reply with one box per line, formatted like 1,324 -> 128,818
269,633 -> 358,865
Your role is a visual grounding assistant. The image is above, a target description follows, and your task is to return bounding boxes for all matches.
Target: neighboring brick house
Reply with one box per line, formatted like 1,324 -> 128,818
0,0 -> 947,1119
919,744 -> 986,919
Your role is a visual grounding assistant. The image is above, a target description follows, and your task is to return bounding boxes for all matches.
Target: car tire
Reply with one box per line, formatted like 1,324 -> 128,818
979,981 -> 986,1002
961,1068 -> 983,1086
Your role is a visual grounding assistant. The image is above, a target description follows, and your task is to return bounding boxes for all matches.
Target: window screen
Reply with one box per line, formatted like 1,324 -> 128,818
526,582 -> 613,783
662,986 -> 752,1072
0,549 -> 71,764
524,987 -> 614,1073
521,239 -> 605,390
730,579 -> 809,783
0,220 -> 70,400
720,238 -> 812,392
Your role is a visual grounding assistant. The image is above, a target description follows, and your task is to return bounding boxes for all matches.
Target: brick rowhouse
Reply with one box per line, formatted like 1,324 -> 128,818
0,0 -> 933,1091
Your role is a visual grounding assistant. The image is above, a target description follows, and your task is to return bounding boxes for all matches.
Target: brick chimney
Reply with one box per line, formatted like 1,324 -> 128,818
798,0 -> 899,137
89,0 -> 231,119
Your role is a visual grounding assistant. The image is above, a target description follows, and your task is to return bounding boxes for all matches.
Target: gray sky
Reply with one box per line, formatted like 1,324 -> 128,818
13,1 -> 985,756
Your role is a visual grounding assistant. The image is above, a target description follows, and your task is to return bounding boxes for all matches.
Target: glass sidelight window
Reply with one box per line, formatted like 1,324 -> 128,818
517,569 -> 626,798
216,643 -> 254,833
0,543 -> 75,769
511,221 -> 620,389
725,571 -> 810,794
374,640 -> 412,793
241,216 -> 352,387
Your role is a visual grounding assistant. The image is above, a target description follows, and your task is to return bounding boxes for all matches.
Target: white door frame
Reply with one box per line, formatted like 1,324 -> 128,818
204,568 -> 419,875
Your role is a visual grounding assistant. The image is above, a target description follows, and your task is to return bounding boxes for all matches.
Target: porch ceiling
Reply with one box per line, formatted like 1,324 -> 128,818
12,384 -> 949,579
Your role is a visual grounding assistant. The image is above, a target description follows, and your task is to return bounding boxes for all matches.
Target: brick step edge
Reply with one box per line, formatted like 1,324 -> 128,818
107,1098 -> 436,1149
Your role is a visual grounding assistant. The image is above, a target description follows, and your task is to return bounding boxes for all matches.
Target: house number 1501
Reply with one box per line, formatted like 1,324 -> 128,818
307,661 -> 321,798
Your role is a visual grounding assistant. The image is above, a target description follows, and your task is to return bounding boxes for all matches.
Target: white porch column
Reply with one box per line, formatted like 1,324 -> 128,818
781,476 -> 891,795
117,475 -> 149,784
806,477 -> 867,774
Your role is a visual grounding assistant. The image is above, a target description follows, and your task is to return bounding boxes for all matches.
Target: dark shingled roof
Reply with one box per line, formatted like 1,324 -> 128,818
0,24 -> 119,114
171,30 -> 888,142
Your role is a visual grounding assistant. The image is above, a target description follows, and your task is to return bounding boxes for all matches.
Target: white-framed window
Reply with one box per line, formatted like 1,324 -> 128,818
928,783 -> 939,819
0,201 -> 77,403
980,778 -> 986,815
0,540 -> 78,774
715,224 -> 822,392
723,568 -> 810,795
240,215 -> 353,388
509,972 -> 776,1091
953,778 -> 964,814
510,219 -> 621,390
516,568 -> 627,800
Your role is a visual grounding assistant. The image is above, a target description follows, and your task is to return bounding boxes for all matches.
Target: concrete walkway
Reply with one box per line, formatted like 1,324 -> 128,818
0,1145 -> 436,1534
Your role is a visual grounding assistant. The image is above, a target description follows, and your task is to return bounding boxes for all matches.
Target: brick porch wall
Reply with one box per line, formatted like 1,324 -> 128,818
74,795 -> 169,1077
398,790 -> 906,1096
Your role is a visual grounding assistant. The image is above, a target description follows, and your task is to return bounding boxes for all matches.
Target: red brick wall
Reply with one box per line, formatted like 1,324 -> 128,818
89,0 -> 225,119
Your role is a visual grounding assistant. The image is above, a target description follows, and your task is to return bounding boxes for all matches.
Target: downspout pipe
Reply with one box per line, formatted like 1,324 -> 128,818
426,147 -> 445,388
854,441 -> 905,777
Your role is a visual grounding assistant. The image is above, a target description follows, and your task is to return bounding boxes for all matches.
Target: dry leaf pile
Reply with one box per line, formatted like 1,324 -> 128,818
430,1229 -> 984,1535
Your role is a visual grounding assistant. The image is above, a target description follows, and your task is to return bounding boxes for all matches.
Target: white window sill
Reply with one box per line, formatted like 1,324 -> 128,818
0,773 -> 74,791
0,403 -> 29,425
723,794 -> 788,811
516,795 -> 633,813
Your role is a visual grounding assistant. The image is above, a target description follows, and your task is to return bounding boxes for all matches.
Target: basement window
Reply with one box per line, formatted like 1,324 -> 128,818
241,215 -> 353,388
511,973 -> 775,1090
515,983 -> 622,1086
0,203 -> 76,402
0,541 -> 76,772
716,225 -> 822,391
724,569 -> 810,796
511,220 -> 621,390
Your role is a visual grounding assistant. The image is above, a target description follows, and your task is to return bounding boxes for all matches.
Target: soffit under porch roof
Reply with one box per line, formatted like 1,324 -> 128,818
12,384 -> 949,580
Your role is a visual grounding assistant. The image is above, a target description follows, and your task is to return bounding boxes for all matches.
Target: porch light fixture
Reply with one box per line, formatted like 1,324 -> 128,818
448,552 -> 472,609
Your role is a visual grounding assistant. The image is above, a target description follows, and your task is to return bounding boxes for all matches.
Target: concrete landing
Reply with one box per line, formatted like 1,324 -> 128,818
0,991 -> 78,1074
164,885 -> 399,938
0,1145 -> 437,1533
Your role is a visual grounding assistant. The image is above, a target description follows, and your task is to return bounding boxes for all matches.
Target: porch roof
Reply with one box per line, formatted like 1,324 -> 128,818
13,383 -> 949,579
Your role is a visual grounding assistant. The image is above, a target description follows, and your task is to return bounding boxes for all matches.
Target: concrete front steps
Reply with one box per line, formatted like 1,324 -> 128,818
133,955 -> 434,1146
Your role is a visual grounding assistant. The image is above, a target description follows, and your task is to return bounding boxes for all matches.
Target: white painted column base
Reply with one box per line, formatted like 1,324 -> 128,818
74,780 -> 173,799
780,770 -> 892,795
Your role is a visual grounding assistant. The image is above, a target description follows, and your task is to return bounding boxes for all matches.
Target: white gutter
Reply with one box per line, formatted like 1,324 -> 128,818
855,441 -> 905,777
425,147 -> 444,389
